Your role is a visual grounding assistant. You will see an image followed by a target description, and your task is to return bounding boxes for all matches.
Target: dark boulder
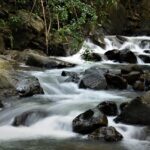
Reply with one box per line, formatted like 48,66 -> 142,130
119,49 -> 137,63
144,50 -> 150,54
121,65 -> 143,74
12,110 -> 48,126
79,73 -> 107,90
114,91 -> 150,125
61,71 -> 80,83
139,55 -> 150,63
97,101 -> 118,116
72,108 -> 108,134
88,126 -> 123,142
105,49 -> 120,62
16,76 -> 44,97
120,102 -> 129,112
0,100 -> 4,108
105,73 -> 127,89
82,52 -> 102,62
25,53 -> 75,69
122,71 -> 141,85
133,80 -> 145,91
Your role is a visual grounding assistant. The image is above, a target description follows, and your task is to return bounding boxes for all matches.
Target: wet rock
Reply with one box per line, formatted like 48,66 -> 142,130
16,76 -> 44,97
88,126 -> 123,142
61,71 -> 80,83
25,53 -> 75,69
122,71 -> 141,85
79,72 -> 107,90
105,49 -> 120,62
105,73 -> 127,89
140,40 -> 150,49
72,108 -> 108,134
119,49 -> 137,63
133,80 -> 145,91
12,110 -> 48,126
121,65 -> 143,74
89,34 -> 105,49
82,51 -> 102,62
120,102 -> 129,112
97,101 -> 118,116
114,91 -> 150,125
144,50 -> 150,54
139,55 -> 150,63
116,35 -> 128,44
0,100 -> 4,108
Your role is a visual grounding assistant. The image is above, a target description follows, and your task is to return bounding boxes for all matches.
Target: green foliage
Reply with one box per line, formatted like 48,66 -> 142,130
0,19 -> 7,28
9,16 -> 23,30
82,48 -> 92,61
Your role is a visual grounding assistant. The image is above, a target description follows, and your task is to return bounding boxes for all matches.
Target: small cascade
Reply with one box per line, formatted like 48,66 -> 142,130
0,36 -> 150,150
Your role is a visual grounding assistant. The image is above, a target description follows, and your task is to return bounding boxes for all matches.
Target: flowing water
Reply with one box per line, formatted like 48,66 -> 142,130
0,36 -> 150,150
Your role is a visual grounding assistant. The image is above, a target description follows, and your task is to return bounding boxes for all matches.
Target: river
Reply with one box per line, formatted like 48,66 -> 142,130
0,36 -> 150,150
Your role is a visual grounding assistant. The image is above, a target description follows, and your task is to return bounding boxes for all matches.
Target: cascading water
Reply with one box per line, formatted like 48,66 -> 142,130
0,36 -> 150,150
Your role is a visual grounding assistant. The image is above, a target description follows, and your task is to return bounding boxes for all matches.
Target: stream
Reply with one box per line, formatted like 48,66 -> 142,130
0,36 -> 150,150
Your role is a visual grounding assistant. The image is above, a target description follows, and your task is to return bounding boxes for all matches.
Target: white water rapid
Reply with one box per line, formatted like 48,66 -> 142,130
0,36 -> 150,150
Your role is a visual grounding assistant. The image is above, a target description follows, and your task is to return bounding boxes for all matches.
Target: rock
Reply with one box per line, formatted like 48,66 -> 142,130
82,51 -> 102,62
116,35 -> 128,44
105,49 -> 120,62
79,72 -> 107,90
140,40 -> 150,49
89,34 -> 105,49
88,126 -> 123,142
105,73 -> 127,89
122,71 -> 141,85
12,110 -> 48,126
72,108 -> 108,134
25,53 -> 75,69
120,102 -> 129,112
139,55 -> 150,63
97,101 -> 118,116
17,10 -> 44,33
0,34 -> 5,50
114,91 -> 150,125
16,75 -> 44,97
119,49 -> 137,63
133,80 -> 145,91
61,71 -> 80,83
121,65 -> 143,74
0,100 -> 4,108
144,50 -> 150,54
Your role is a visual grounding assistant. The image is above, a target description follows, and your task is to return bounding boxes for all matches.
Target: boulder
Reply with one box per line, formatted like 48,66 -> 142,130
0,100 -> 4,108
133,80 -> 145,91
16,75 -> 44,97
97,101 -> 118,116
122,71 -> 141,85
12,110 -> 48,126
72,108 -> 108,134
82,51 -> 102,62
114,91 -> 150,125
120,102 -> 129,112
116,35 -> 128,44
79,72 -> 107,90
121,65 -> 143,74
144,50 -> 150,54
139,55 -> 150,63
119,49 -> 137,63
105,73 -> 127,89
25,53 -> 75,69
89,34 -> 105,49
88,126 -> 123,142
140,40 -> 150,49
61,71 -> 80,83
105,49 -> 120,62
